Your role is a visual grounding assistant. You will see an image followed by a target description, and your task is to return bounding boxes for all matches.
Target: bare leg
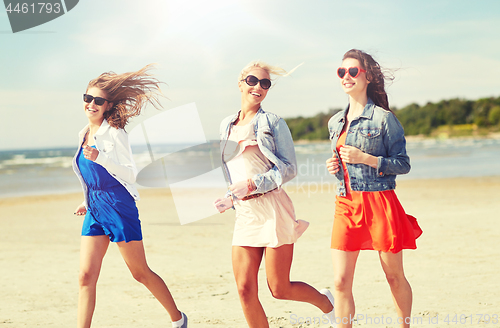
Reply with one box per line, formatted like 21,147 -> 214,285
77,235 -> 110,328
265,244 -> 333,312
117,240 -> 182,322
232,246 -> 268,328
331,249 -> 359,328
379,251 -> 412,328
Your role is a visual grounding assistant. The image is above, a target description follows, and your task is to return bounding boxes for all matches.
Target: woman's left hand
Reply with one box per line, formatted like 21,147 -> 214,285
229,179 -> 256,199
339,145 -> 366,164
82,145 -> 99,161
213,197 -> 233,213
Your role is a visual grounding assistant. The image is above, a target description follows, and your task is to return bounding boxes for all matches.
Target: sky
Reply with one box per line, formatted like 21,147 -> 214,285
1,0 -> 499,150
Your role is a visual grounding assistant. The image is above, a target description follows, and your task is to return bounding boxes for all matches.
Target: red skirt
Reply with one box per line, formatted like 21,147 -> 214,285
331,189 -> 422,253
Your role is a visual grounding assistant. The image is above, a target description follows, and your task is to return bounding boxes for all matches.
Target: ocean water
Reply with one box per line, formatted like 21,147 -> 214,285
1,138 -> 499,198
293,137 -> 500,182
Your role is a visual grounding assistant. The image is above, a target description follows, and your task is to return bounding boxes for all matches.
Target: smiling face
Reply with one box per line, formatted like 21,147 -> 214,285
83,87 -> 113,124
339,58 -> 370,98
238,67 -> 270,108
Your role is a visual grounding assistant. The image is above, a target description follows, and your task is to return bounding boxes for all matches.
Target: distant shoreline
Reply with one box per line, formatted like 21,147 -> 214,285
1,133 -> 500,152
1,136 -> 499,200
405,132 -> 500,141
294,132 -> 500,144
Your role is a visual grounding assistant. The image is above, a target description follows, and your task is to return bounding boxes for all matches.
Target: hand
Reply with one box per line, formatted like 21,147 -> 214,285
338,145 -> 366,164
213,197 -> 233,213
74,203 -> 87,216
229,179 -> 255,199
82,145 -> 99,161
326,154 -> 340,175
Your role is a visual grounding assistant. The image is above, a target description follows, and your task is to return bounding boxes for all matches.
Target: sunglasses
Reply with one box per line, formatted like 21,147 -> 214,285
337,67 -> 367,79
83,94 -> 110,106
241,75 -> 272,90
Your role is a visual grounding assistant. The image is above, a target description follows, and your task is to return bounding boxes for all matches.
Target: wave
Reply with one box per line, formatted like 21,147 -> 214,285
0,154 -> 74,169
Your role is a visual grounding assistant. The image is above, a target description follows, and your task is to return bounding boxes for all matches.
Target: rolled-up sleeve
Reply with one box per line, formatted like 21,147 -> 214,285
377,113 -> 410,176
94,129 -> 138,184
253,118 -> 297,193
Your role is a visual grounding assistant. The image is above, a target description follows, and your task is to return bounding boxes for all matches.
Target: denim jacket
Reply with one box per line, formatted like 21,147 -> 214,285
328,98 -> 410,197
220,107 -> 297,195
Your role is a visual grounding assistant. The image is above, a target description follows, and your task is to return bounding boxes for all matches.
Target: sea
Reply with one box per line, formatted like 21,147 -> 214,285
1,137 -> 499,198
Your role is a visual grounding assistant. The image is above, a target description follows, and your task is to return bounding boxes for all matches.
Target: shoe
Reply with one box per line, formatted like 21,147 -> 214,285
320,289 -> 336,326
172,312 -> 188,328
181,312 -> 187,328
181,312 -> 188,328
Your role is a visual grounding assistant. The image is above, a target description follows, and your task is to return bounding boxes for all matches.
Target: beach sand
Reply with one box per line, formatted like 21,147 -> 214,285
0,177 -> 499,327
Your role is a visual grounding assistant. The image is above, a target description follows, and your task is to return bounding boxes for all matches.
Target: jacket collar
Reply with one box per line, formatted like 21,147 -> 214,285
337,98 -> 375,122
95,119 -> 111,135
78,119 -> 112,140
359,98 -> 375,119
229,107 -> 264,125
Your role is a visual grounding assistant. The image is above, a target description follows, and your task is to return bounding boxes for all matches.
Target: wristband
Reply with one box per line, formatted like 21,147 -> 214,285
247,179 -> 253,194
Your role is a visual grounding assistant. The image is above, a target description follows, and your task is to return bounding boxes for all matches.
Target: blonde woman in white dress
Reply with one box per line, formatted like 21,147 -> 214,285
214,61 -> 335,328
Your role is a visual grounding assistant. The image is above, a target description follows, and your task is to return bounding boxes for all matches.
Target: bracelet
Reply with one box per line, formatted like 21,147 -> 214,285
247,179 -> 255,194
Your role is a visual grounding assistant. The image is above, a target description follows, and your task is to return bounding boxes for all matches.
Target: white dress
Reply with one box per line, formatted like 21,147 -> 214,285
224,123 -> 309,248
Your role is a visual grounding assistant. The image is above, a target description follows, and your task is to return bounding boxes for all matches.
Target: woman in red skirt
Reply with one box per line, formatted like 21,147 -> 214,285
326,49 -> 422,328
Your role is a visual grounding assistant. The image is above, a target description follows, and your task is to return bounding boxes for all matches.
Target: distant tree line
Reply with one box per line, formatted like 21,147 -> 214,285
285,96 -> 500,140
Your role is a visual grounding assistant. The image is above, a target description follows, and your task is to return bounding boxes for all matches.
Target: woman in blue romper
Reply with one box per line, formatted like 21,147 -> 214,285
72,65 -> 187,328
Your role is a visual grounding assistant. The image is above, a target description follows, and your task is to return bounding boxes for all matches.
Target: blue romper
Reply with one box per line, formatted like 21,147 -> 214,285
77,145 -> 142,242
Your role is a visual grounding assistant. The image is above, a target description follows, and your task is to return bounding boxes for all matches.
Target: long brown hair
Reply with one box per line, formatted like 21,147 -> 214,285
342,49 -> 393,112
87,64 -> 163,129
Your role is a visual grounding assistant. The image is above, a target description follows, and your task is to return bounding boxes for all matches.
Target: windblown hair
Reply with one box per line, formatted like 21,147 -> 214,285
238,61 -> 292,85
343,49 -> 394,112
87,64 -> 163,129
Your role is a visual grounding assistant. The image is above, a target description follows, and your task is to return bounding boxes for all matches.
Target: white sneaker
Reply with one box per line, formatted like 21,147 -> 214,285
172,312 -> 187,328
320,289 -> 336,326
181,312 -> 188,328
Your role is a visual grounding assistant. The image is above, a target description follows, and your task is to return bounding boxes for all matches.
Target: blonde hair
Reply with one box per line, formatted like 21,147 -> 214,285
87,64 -> 163,130
238,60 -> 298,83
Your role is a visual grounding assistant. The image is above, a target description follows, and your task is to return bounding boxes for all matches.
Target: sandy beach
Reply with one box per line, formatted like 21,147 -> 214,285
1,177 -> 499,327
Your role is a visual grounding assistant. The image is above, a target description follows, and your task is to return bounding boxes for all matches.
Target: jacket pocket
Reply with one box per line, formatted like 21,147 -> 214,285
357,127 -> 381,153
100,140 -> 115,153
358,127 -> 381,139
329,128 -> 340,152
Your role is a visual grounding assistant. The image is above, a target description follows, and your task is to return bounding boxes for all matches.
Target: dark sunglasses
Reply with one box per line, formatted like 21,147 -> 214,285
337,67 -> 367,79
83,94 -> 110,106
241,75 -> 272,90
